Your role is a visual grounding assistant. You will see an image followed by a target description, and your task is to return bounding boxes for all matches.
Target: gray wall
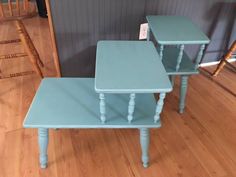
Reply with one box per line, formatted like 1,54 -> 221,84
49,0 -> 236,77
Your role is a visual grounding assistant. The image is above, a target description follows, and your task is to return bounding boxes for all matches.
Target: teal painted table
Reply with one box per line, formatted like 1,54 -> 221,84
24,78 -> 161,168
146,16 -> 210,113
23,41 -> 172,169
95,41 -> 172,123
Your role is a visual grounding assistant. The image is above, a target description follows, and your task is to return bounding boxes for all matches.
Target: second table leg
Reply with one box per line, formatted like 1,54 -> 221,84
140,128 -> 150,168
179,75 -> 189,113
38,128 -> 49,168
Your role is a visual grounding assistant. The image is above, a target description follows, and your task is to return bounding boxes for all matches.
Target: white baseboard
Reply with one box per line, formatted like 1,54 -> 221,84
200,58 -> 236,67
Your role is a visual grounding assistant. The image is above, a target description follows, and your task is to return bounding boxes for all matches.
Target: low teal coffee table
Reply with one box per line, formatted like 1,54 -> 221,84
146,16 -> 210,113
23,41 -> 172,169
23,78 -> 163,168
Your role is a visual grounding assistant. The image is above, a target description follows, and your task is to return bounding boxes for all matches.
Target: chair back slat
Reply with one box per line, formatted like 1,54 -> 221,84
15,20 -> 43,78
8,0 -> 13,16
0,2 -> 5,17
0,0 -> 37,21
16,0 -> 20,15
23,0 -> 28,12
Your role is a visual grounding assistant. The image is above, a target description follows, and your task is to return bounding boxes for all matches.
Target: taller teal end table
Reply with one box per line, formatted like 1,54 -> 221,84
146,16 -> 210,113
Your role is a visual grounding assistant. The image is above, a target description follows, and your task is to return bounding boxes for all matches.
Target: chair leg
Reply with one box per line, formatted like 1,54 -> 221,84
0,2 -> 5,17
179,75 -> 189,114
38,58 -> 44,67
31,59 -> 43,78
213,40 -> 236,76
212,59 -> 227,76
15,20 -> 44,78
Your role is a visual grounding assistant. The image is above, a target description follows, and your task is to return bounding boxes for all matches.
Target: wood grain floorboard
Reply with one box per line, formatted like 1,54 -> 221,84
0,17 -> 236,177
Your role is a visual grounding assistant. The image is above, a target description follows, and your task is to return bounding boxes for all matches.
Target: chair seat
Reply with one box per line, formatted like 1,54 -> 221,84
160,47 -> 199,75
23,78 -> 161,129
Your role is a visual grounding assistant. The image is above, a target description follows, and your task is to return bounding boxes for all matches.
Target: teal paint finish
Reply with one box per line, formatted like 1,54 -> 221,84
23,78 -> 165,168
99,93 -> 106,123
140,128 -> 150,168
146,16 -> 210,45
95,41 -> 172,93
194,44 -> 206,70
160,47 -> 199,76
23,78 -> 162,129
179,76 -> 188,113
127,93 -> 136,123
176,44 -> 185,71
38,128 -> 48,169
154,93 -> 166,123
159,45 -> 164,61
147,16 -> 210,113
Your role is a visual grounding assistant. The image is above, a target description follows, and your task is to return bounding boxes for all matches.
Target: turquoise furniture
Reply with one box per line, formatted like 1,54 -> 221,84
146,16 -> 210,113
23,41 -> 172,169
95,41 -> 172,123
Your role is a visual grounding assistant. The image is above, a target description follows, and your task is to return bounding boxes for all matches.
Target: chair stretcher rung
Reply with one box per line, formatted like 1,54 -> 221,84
0,71 -> 35,79
0,39 -> 21,44
0,53 -> 27,60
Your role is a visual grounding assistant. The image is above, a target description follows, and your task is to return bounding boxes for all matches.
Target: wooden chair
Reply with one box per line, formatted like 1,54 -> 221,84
212,40 -> 236,76
0,0 -> 37,22
0,20 -> 44,79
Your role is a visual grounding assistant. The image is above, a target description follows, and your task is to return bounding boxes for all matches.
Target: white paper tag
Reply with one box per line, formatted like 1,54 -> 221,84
139,23 -> 149,40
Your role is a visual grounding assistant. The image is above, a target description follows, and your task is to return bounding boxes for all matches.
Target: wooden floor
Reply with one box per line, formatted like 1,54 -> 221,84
0,17 -> 236,177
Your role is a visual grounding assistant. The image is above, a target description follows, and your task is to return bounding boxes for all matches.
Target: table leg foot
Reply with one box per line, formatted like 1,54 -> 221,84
38,128 -> 49,169
140,128 -> 150,168
179,75 -> 188,114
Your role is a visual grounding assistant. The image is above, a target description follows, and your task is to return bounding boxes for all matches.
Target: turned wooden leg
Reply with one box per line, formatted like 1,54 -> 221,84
38,128 -> 49,169
99,93 -> 106,123
127,93 -> 135,123
213,40 -> 236,76
154,93 -> 166,123
179,75 -> 188,113
140,128 -> 150,168
213,60 -> 227,76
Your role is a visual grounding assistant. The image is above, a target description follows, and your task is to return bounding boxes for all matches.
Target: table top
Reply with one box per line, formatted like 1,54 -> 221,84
23,78 -> 161,128
146,16 -> 210,45
95,41 -> 172,93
